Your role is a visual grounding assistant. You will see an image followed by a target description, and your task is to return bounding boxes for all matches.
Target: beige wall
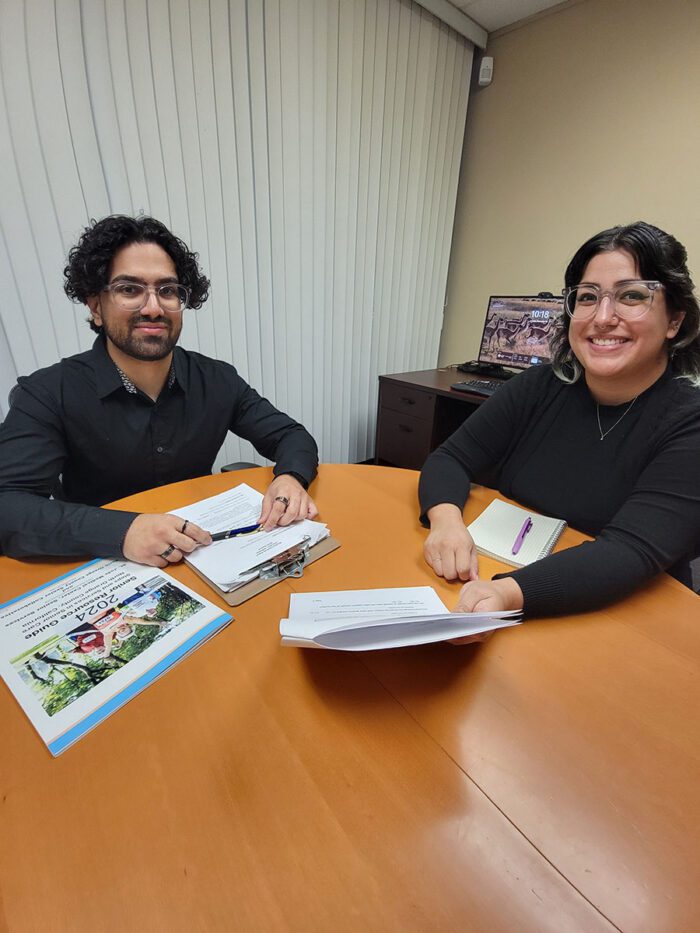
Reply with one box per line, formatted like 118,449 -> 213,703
440,0 -> 700,365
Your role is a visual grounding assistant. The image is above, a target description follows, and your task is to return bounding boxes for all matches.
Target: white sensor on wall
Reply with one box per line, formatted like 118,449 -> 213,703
478,56 -> 494,87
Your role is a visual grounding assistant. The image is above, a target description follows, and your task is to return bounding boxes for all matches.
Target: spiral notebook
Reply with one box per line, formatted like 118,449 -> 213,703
467,498 -> 566,568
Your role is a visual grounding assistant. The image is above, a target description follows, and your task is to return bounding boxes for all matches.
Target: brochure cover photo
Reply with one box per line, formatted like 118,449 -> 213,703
0,559 -> 231,755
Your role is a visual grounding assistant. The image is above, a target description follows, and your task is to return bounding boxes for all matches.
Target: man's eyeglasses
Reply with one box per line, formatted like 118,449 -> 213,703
103,282 -> 190,313
563,281 -> 662,320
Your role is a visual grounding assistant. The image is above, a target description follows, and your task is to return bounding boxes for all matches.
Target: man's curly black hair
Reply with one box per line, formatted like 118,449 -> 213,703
64,215 -> 210,333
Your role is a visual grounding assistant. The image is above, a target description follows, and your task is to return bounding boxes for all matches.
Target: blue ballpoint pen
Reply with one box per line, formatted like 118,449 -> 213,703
210,523 -> 262,542
511,517 -> 533,555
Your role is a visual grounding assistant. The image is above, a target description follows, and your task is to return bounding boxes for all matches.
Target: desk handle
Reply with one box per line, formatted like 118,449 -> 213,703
399,396 -> 416,405
398,424 -> 412,433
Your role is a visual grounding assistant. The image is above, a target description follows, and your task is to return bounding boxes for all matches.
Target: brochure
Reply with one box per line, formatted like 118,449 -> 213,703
0,559 -> 231,755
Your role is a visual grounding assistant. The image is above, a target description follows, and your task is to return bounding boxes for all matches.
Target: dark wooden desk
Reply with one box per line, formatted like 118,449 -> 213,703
375,368 -> 504,469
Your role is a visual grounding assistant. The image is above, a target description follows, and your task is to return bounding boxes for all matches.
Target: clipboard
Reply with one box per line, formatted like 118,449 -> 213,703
186,535 -> 341,606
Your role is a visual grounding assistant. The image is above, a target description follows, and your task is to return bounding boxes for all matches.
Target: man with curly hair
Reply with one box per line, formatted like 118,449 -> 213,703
0,215 -> 319,567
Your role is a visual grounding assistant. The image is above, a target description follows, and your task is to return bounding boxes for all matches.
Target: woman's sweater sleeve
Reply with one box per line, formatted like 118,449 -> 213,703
418,372 -> 537,524
419,368 -> 700,617
500,399 -> 700,616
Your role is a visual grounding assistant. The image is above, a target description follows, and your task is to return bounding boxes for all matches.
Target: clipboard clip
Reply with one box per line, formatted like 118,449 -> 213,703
258,536 -> 312,580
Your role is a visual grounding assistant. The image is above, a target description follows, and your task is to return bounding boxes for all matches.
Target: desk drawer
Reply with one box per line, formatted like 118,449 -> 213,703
380,381 -> 436,421
376,410 -> 433,470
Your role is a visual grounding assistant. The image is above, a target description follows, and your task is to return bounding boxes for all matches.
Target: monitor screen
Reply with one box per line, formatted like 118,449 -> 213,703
477,296 -> 563,370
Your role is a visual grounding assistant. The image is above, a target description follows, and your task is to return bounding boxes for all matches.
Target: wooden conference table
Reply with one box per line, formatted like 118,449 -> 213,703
1,464 -> 699,933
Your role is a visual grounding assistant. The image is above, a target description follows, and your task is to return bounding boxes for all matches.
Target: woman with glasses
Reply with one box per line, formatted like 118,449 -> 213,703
419,221 -> 700,623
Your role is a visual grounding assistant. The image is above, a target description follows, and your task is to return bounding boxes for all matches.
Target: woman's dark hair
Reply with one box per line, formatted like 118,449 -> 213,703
550,221 -> 700,386
64,215 -> 210,333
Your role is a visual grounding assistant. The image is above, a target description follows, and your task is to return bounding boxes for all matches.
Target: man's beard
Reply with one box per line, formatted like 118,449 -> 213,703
103,315 -> 180,361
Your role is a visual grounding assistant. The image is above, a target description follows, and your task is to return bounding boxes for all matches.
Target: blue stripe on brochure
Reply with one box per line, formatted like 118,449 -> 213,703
48,612 -> 231,756
0,560 -> 101,610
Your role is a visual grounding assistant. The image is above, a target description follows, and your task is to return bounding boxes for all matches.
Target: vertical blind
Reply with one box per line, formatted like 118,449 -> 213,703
0,0 -> 473,465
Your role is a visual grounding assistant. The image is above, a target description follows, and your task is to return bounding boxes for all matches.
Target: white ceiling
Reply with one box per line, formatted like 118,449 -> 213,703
452,0 -> 568,33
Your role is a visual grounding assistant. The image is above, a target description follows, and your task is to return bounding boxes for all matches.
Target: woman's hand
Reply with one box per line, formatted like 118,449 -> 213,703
424,503 -> 479,581
259,474 -> 318,530
455,576 -> 524,613
449,577 -> 524,645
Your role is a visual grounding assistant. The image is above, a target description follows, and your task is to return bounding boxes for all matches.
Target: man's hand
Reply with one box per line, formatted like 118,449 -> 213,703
259,474 -> 318,530
122,514 -> 212,567
424,503 -> 478,582
449,577 -> 524,645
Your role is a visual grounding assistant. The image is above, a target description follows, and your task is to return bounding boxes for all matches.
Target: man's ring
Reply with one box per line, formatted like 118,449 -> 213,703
160,545 -> 176,559
274,496 -> 290,510
180,520 -> 189,534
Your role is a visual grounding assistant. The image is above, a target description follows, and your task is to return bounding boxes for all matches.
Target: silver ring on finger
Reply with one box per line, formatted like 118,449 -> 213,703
274,496 -> 290,510
160,545 -> 176,559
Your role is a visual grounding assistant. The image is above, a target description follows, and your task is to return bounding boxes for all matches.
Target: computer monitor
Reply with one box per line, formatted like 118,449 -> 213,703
477,295 -> 564,370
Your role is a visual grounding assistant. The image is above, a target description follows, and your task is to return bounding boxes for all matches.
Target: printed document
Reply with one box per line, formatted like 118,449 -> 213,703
280,586 -> 521,650
172,484 -> 329,590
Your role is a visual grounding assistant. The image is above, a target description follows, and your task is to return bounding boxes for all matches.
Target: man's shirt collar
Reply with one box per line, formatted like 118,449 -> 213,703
114,364 -> 176,395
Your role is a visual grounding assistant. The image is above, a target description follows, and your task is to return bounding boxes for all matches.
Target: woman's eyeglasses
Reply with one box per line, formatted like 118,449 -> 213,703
563,281 -> 662,320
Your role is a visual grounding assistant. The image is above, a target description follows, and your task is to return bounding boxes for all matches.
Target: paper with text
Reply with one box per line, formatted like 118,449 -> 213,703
280,586 -> 521,650
172,484 -> 329,590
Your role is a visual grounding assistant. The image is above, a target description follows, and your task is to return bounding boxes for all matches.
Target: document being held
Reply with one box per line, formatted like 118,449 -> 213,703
280,586 -> 521,651
172,484 -> 329,591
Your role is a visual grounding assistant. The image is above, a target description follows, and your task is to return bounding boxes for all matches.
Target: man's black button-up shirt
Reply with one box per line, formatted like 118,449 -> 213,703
0,336 -> 318,559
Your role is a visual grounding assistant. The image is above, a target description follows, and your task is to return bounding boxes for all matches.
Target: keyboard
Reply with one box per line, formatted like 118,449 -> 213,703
450,379 -> 502,397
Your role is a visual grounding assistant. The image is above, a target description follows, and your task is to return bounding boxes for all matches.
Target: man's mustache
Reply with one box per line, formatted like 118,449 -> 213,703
129,316 -> 172,329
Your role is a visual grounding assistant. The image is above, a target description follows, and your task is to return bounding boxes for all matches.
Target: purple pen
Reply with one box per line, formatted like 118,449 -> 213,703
511,517 -> 533,555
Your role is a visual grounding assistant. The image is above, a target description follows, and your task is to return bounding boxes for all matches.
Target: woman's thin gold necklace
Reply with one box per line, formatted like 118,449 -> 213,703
596,396 -> 638,440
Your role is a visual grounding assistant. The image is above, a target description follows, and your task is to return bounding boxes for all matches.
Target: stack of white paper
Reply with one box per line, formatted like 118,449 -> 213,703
280,587 -> 521,651
172,484 -> 329,591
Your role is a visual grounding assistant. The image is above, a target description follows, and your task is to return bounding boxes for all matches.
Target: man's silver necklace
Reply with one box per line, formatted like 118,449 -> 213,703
596,396 -> 638,441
